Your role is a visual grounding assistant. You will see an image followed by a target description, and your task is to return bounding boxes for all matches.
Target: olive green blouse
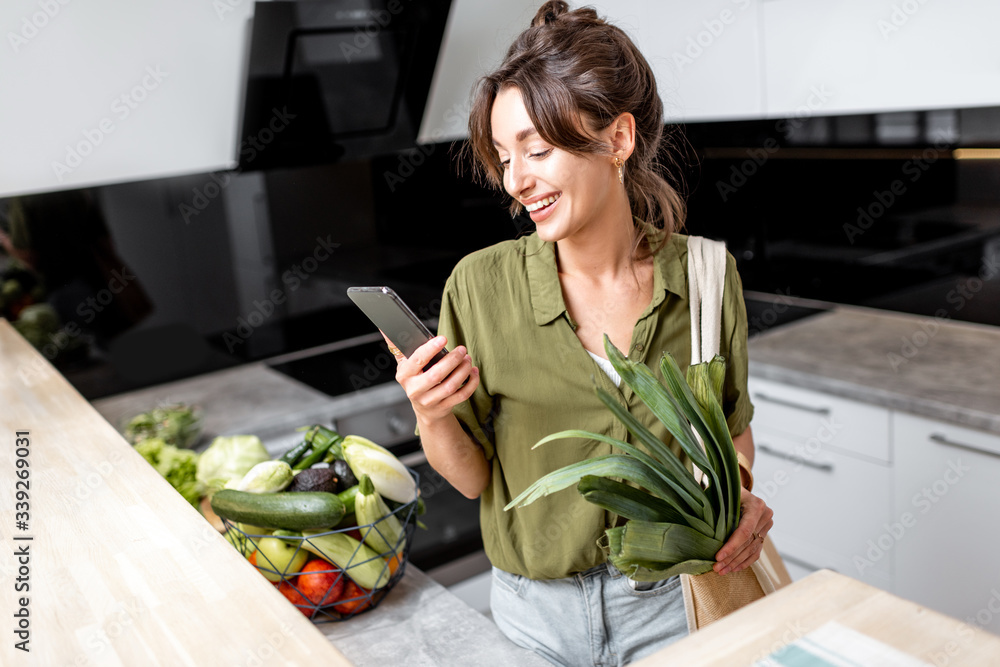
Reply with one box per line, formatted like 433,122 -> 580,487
432,231 -> 754,580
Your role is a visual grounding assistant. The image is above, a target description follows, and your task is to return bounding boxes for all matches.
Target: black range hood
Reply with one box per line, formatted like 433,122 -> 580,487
238,0 -> 452,171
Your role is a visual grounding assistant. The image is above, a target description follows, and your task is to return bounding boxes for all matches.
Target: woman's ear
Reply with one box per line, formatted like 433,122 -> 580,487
609,112 -> 637,161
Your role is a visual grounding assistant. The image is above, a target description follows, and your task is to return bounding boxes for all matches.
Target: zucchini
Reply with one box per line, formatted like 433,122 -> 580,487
211,490 -> 345,531
301,530 -> 390,590
337,485 -> 360,515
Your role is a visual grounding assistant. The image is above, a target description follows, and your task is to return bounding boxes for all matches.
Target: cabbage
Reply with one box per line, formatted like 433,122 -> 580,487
196,435 -> 269,495
134,437 -> 201,507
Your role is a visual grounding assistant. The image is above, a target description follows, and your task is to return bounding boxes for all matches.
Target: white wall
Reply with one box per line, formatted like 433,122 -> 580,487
0,0 -> 254,198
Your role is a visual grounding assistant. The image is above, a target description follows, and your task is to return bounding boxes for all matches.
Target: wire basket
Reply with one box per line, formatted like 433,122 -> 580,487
223,468 -> 420,623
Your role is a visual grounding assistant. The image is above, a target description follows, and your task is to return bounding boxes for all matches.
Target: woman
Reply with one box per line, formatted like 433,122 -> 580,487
385,2 -> 773,664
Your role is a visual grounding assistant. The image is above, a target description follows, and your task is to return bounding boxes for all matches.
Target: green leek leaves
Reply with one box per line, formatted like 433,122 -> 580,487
505,335 -> 743,580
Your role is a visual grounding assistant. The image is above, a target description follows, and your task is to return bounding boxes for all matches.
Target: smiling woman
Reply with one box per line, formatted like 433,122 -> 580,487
381,2 -> 771,665
465,1 -> 688,256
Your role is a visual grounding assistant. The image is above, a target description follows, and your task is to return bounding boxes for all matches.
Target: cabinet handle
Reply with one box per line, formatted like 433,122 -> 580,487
753,392 -> 831,415
930,433 -> 1000,459
758,443 -> 834,472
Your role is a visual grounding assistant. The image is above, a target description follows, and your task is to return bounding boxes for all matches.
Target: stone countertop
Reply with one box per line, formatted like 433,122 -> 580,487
748,306 -> 1000,435
91,361 -> 545,665
320,567 -> 549,667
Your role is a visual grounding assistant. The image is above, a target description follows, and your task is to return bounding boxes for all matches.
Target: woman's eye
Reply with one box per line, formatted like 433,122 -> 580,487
499,159 -> 509,170
529,149 -> 552,159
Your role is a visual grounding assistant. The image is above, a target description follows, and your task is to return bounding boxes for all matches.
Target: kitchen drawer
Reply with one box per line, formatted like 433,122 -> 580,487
893,414 -> 1000,633
754,427 -> 892,581
748,377 -> 890,463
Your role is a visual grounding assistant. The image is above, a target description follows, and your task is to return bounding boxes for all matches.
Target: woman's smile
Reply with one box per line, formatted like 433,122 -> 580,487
524,193 -> 561,220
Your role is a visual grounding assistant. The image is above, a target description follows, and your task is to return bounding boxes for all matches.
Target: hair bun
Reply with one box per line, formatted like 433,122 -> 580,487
531,0 -> 570,28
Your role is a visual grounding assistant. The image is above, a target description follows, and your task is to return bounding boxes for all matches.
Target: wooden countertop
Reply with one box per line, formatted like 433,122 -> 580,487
637,569 -> 1000,666
0,320 -> 350,665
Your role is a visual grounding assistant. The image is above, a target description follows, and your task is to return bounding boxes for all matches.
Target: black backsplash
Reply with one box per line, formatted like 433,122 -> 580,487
8,108 -> 998,401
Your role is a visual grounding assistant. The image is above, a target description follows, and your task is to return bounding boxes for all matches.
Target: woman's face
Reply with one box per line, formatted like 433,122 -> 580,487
490,87 -> 619,244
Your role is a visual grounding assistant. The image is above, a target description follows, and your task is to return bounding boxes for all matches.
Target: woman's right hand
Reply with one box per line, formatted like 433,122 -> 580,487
381,332 -> 480,423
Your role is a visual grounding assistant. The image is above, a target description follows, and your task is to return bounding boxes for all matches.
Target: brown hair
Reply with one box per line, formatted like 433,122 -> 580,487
465,0 -> 687,253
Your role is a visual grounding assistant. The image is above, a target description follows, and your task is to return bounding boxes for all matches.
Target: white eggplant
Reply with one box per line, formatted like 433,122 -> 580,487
342,436 -> 415,503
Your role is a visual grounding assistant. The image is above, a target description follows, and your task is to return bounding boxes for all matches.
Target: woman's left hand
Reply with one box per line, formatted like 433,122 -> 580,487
713,488 -> 773,575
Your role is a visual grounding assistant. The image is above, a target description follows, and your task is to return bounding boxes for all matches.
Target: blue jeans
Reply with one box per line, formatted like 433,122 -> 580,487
490,563 -> 689,667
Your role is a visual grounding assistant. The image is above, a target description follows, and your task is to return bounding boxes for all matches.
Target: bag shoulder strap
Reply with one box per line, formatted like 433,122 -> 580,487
686,235 -> 727,365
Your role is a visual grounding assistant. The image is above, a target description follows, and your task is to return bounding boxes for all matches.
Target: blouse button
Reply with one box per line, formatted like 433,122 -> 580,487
634,343 -> 644,352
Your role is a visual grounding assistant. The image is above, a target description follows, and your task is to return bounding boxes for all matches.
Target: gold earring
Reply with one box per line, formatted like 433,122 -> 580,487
614,157 -> 624,185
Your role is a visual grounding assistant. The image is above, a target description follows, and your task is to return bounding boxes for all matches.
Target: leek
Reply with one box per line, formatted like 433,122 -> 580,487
506,334 -> 744,581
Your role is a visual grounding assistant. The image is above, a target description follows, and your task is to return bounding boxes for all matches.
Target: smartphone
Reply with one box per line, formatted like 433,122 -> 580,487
346,286 -> 448,371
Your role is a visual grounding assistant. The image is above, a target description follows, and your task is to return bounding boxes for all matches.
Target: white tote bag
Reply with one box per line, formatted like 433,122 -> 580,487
680,236 -> 788,632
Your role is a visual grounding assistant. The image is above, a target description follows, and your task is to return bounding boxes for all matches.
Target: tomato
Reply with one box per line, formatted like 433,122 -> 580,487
333,580 -> 372,615
277,581 -> 313,617
296,558 -> 345,606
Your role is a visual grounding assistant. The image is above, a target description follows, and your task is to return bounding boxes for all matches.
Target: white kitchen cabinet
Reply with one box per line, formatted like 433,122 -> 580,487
892,414 -> 1000,635
0,0 -> 254,198
420,0 -> 765,142
747,377 -> 892,591
761,0 -> 1000,119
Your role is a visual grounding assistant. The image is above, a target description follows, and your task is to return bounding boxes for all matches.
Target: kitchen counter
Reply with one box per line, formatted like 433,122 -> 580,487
0,320 -> 545,666
636,569 -> 1000,665
748,306 -> 1000,435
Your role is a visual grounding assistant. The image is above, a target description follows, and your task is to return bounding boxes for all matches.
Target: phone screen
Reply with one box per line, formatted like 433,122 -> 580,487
346,286 -> 448,370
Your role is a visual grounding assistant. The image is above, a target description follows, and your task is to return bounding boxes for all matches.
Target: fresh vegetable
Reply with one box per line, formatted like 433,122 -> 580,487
279,439 -> 311,467
236,522 -> 273,537
210,490 -> 346,531
196,435 -> 269,495
342,435 -> 415,503
236,461 -> 294,493
254,536 -> 310,582
296,558 -> 346,606
12,303 -> 60,349
355,474 -> 405,554
223,528 -> 248,553
286,468 -> 339,494
123,404 -> 201,449
506,335 -> 742,582
134,437 -> 201,506
333,580 -> 373,615
337,485 -> 360,515
300,530 -> 391,590
277,580 -> 313,617
332,459 -> 358,491
294,426 -> 343,470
